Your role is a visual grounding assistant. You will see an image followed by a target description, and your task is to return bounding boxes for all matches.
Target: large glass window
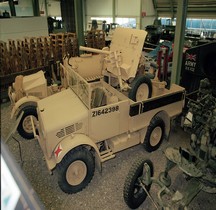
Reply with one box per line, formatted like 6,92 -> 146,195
0,1 -> 12,17
90,17 -> 113,24
186,19 -> 216,37
89,17 -> 113,30
160,17 -> 216,38
0,1 -> 34,17
115,18 -> 136,28
89,17 -> 136,30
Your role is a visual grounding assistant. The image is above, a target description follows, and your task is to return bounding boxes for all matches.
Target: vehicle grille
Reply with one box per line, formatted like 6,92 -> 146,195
65,125 -> 75,135
56,129 -> 65,138
56,123 -> 82,138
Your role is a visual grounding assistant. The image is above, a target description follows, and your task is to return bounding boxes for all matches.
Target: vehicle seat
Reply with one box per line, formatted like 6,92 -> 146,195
91,87 -> 107,108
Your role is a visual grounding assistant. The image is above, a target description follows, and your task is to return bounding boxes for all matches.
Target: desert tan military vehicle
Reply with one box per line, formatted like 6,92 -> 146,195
31,28 -> 185,194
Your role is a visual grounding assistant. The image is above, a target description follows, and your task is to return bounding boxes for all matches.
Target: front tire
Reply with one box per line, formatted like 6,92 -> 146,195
57,147 -> 95,194
17,105 -> 38,139
123,159 -> 153,209
143,116 -> 165,152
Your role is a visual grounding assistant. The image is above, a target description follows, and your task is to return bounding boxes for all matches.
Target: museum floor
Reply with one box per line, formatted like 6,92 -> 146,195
1,101 -> 216,210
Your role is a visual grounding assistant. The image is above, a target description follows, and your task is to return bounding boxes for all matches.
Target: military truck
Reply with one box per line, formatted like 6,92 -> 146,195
31,28 -> 185,194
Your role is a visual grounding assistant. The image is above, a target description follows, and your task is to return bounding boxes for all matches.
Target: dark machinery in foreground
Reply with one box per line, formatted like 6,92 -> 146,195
123,78 -> 216,209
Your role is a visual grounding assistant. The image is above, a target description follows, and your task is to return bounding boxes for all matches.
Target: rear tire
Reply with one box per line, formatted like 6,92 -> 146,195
57,147 -> 95,194
17,105 -> 38,139
143,116 -> 165,152
123,159 -> 153,209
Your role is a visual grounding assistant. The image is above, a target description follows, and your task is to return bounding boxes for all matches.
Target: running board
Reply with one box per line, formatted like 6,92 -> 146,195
100,149 -> 115,162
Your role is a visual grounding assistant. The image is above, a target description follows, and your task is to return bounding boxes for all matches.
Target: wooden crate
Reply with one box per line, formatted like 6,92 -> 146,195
0,41 -> 10,76
0,33 -> 79,101
85,30 -> 105,49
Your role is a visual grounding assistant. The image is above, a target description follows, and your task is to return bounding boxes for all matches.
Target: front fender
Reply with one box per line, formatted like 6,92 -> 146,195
54,134 -> 102,172
11,96 -> 40,119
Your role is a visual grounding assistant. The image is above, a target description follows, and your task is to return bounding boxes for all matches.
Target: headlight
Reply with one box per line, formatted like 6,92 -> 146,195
11,92 -> 16,102
12,82 -> 15,89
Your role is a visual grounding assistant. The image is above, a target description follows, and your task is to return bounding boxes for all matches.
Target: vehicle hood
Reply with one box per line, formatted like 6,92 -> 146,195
37,88 -> 88,134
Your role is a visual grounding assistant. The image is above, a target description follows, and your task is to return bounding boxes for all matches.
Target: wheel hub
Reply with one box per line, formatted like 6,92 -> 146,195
136,83 -> 149,101
22,115 -> 37,134
66,160 -> 87,186
150,126 -> 162,146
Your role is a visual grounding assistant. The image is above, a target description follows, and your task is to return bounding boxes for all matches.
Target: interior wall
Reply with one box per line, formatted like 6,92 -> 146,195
85,0 -> 113,30
0,17 -> 48,42
47,0 -> 61,17
85,0 -> 113,16
85,0 -> 141,28
116,0 -> 140,17
141,0 -> 156,30
85,0 -> 156,29
116,0 -> 141,28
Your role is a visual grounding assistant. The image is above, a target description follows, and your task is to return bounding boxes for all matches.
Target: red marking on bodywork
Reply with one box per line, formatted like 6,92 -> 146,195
55,145 -> 62,158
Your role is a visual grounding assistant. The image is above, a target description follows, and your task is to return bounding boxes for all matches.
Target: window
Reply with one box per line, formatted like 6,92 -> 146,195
186,19 -> 216,37
115,18 -> 136,28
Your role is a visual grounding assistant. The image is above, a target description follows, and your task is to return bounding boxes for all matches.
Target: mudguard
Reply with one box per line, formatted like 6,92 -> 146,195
140,110 -> 170,144
155,110 -> 170,140
10,96 -> 40,119
53,134 -> 102,172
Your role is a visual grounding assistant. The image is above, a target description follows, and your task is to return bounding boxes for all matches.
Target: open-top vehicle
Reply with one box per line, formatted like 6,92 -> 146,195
30,28 -> 185,193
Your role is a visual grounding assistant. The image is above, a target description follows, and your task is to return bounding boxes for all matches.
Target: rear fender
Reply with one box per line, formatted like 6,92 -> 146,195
11,96 -> 40,119
154,111 -> 170,140
54,134 -> 102,172
141,111 -> 170,144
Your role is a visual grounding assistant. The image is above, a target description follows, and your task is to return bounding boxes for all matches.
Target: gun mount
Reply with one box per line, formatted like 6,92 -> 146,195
79,28 -> 148,92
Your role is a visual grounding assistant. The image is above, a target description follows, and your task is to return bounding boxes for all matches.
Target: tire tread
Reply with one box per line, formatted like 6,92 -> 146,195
57,146 -> 95,194
123,158 -> 153,209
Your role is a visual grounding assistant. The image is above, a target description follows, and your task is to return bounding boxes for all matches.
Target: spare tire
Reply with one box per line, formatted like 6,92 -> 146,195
129,75 -> 152,102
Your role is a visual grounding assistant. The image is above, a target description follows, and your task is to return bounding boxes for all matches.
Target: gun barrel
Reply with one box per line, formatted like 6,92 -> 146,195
80,46 -> 110,55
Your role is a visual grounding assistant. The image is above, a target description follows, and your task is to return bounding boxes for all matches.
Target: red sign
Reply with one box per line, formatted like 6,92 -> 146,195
141,12 -> 146,17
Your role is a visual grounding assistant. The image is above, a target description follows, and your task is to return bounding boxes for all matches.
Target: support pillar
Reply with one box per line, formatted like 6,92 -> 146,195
44,0 -> 48,16
32,0 -> 40,16
112,0 -> 116,23
8,0 -> 16,16
171,0 -> 188,84
74,0 -> 84,48
60,0 -> 76,32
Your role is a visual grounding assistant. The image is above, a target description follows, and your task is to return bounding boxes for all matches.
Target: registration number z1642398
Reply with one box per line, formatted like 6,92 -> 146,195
92,105 -> 119,117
